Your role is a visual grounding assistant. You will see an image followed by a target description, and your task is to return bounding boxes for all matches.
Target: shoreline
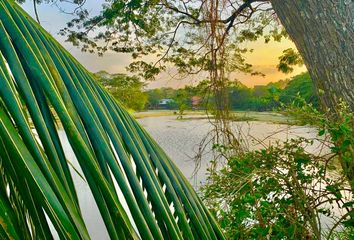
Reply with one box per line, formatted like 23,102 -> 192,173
133,110 -> 297,125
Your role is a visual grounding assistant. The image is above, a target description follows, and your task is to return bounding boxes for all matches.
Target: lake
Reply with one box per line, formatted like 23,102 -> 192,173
137,115 -> 325,187
53,114 -> 328,239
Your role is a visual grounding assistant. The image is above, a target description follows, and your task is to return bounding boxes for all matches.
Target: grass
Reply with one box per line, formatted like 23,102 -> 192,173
133,110 -> 296,124
230,111 -> 296,124
133,110 -> 205,119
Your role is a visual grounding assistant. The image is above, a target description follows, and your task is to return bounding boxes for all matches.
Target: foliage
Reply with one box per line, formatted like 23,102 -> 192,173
17,0 -> 84,3
146,73 -> 318,112
284,98 -> 354,191
17,0 -> 303,81
277,48 -> 304,74
53,0 -> 279,79
279,72 -> 319,108
146,80 -> 210,110
94,71 -> 148,111
203,99 -> 354,239
229,73 -> 318,111
0,1 -> 224,239
175,90 -> 189,117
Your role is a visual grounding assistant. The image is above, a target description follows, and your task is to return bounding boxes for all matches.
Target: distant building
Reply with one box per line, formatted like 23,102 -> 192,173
158,99 -> 174,109
191,96 -> 202,110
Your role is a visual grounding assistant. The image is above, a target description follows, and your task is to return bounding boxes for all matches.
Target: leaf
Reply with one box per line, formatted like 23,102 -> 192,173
0,1 -> 225,239
342,200 -> 354,208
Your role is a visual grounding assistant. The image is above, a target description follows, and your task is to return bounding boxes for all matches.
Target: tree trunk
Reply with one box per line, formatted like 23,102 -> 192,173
271,0 -> 354,190
271,0 -> 354,111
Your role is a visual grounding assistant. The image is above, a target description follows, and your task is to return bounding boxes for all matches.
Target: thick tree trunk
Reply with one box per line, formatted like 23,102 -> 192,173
271,0 -> 354,111
271,0 -> 354,190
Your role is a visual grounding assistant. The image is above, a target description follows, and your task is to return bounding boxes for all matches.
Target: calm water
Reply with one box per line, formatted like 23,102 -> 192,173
137,116 -> 325,186
54,115 -> 326,239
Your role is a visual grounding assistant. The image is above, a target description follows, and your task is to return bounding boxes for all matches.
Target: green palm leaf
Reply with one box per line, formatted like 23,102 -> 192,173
0,0 -> 224,239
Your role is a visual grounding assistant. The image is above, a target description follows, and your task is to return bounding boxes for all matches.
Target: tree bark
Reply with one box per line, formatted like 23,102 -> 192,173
271,0 -> 354,111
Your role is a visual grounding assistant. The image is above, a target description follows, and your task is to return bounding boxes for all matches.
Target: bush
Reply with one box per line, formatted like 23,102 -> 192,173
202,101 -> 353,240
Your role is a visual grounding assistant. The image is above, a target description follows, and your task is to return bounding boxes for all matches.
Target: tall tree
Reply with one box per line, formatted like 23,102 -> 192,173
20,0 -> 354,112
22,0 -> 354,183
94,71 -> 148,111
271,0 -> 354,111
270,0 -> 354,188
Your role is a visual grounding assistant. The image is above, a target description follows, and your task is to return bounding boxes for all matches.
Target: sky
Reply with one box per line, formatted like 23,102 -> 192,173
21,1 -> 307,89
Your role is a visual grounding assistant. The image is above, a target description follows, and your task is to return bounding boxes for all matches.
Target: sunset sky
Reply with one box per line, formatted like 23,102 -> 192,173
21,1 -> 307,89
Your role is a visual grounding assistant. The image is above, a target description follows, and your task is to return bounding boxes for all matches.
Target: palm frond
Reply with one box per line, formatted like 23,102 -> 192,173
0,0 -> 224,239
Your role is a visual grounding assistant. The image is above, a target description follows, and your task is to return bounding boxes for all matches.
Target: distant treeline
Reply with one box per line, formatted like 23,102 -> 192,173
146,72 -> 319,111
94,71 -> 319,112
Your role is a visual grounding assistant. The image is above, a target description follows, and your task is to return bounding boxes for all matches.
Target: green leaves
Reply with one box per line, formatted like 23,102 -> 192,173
0,1 -> 224,239
277,48 -> 304,74
94,72 -> 148,111
203,137 -> 353,239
